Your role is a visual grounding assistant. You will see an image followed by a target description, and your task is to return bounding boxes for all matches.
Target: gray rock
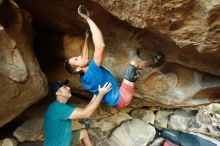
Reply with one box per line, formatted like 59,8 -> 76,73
130,109 -> 155,124
93,112 -> 133,132
155,110 -> 173,128
169,109 -> 196,130
2,138 -> 17,146
109,119 -> 156,146
13,118 -> 44,142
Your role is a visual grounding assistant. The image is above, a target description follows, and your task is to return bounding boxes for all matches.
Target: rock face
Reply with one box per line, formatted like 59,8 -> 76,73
15,0 -> 220,76
11,101 -> 220,145
94,0 -> 220,55
0,1 -> 48,127
14,0 -> 220,107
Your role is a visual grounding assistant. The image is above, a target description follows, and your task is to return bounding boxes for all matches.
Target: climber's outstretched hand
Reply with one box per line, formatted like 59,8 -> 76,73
78,5 -> 90,20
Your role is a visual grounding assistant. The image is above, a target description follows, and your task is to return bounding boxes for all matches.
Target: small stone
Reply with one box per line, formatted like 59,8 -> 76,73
2,138 -> 17,146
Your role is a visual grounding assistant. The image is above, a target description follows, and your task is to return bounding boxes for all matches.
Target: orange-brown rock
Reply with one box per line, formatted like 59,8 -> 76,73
94,0 -> 220,54
0,1 -> 47,127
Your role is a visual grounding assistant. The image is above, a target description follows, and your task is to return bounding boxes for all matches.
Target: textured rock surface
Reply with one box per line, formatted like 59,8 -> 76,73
10,99 -> 220,145
15,0 -> 220,76
93,0 -> 220,55
2,138 -> 17,146
0,1 -> 48,127
13,118 -> 44,142
14,0 -> 220,107
130,109 -> 155,124
109,119 -> 156,146
0,0 -> 219,145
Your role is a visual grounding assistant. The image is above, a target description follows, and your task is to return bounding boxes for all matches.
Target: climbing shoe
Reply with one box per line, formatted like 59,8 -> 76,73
124,63 -> 138,82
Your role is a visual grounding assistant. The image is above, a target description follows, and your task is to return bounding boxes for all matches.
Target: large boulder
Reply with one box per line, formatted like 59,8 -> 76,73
93,0 -> 220,55
0,1 -> 47,127
109,119 -> 156,146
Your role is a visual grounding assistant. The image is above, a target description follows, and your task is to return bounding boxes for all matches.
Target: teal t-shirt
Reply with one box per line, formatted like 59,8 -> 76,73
44,101 -> 76,146
80,60 -> 120,106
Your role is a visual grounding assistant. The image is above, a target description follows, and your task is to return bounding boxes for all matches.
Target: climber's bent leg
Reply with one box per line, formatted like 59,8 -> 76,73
115,80 -> 135,109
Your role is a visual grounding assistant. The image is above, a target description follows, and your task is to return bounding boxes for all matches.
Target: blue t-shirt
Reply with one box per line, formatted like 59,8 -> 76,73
80,60 -> 120,106
44,101 -> 76,146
